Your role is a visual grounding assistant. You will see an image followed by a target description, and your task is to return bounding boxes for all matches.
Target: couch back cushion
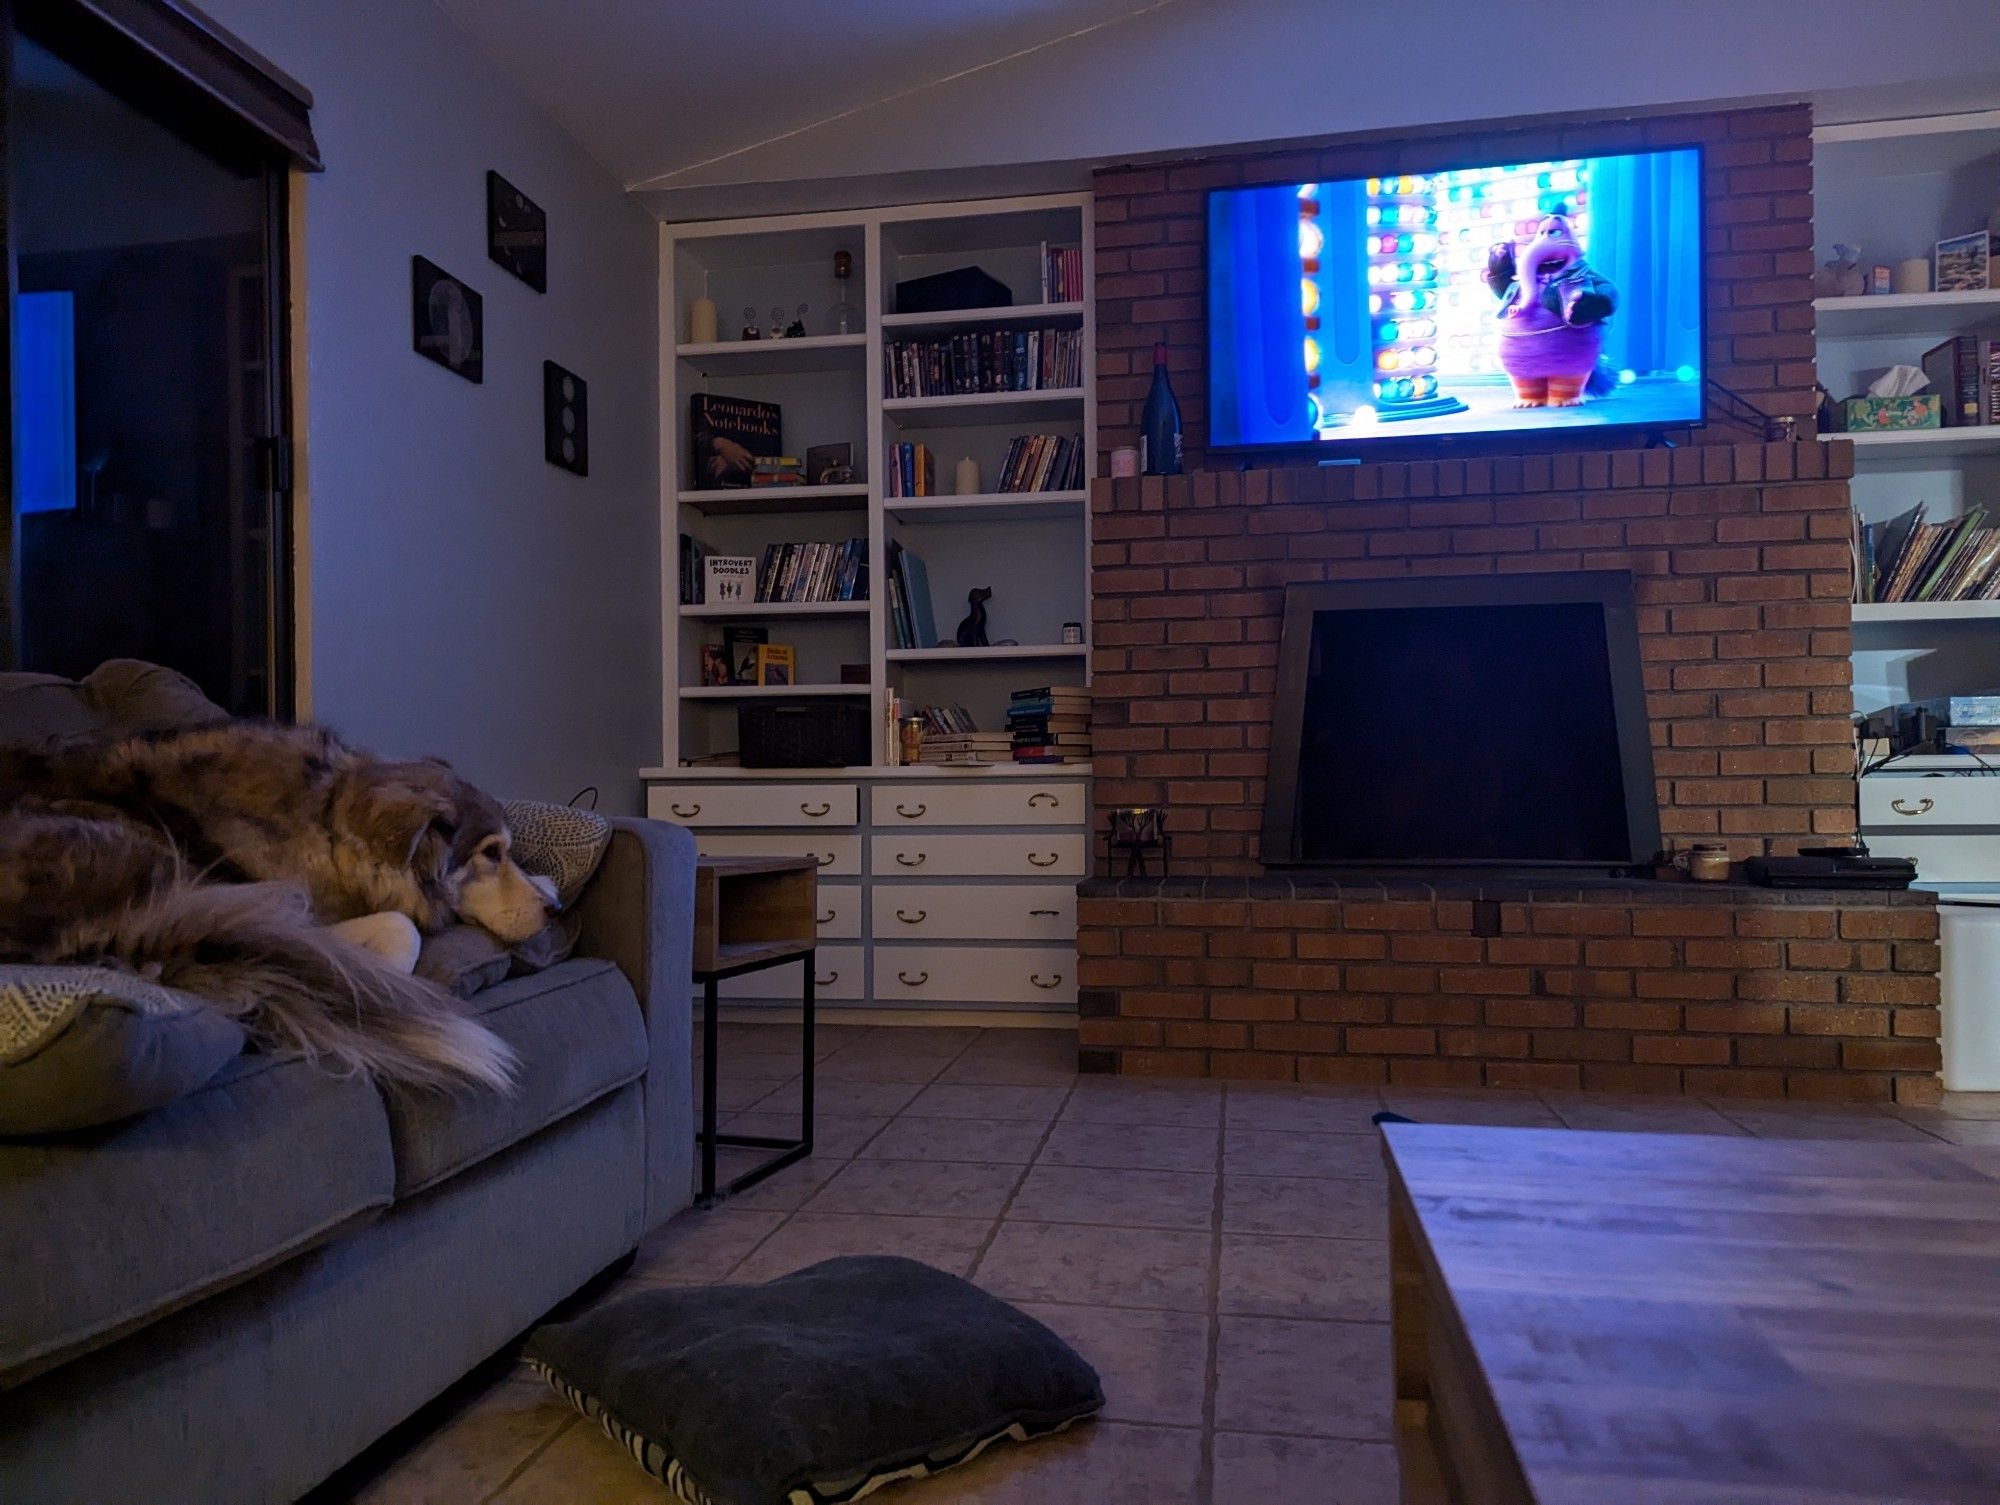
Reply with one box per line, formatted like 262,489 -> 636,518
0,660 -> 228,747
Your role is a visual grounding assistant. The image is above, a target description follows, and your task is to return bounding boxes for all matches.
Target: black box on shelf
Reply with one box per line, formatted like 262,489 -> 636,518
738,701 -> 872,768
893,265 -> 1011,315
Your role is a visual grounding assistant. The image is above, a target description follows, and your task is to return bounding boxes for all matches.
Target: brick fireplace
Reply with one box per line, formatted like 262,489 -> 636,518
1076,446 -> 1941,1104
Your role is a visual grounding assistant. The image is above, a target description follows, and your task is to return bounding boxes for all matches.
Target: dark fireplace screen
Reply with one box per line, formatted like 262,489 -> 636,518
1261,573 -> 1660,867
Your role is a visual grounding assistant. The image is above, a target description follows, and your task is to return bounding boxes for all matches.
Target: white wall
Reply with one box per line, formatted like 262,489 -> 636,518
198,0 -> 660,809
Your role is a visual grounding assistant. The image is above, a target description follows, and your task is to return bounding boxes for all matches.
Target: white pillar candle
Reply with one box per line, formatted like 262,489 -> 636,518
1894,259 -> 1930,295
955,456 -> 981,495
688,297 -> 719,344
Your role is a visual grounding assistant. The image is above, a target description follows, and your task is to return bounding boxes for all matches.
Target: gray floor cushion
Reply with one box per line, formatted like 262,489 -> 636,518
0,1050 -> 393,1388
525,1255 -> 1104,1505
383,958 -> 646,1197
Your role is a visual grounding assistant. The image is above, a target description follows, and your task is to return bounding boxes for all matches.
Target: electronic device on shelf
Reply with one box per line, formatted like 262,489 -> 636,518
1744,846 -> 1917,890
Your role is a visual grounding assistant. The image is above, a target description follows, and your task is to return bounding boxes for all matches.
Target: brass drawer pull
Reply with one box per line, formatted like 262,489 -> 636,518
898,970 -> 929,986
895,802 -> 927,818
1030,973 -> 1063,990
1029,908 -> 1060,917
814,852 -> 835,868
1891,797 -> 1935,817
815,970 -> 838,986
669,801 -> 700,817
896,852 -> 926,867
1028,852 -> 1059,867
817,909 -> 835,924
896,909 -> 927,924
800,801 -> 831,817
1028,791 -> 1059,807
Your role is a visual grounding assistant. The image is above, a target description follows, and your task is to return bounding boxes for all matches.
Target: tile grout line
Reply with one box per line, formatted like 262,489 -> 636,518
1195,1082 -> 1228,1505
478,1414 -> 579,1504
965,1071 -> 1082,1282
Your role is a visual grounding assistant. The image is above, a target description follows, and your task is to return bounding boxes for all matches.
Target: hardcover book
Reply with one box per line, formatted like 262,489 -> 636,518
689,393 -> 780,489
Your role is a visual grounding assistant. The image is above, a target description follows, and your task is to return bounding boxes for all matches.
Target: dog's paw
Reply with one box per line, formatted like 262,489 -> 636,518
330,911 -> 422,973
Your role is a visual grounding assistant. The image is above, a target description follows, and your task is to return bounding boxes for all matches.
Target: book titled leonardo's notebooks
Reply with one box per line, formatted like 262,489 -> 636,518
689,393 -> 780,488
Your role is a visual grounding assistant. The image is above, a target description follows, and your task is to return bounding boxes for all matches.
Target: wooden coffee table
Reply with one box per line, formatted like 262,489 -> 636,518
1382,1123 -> 2000,1504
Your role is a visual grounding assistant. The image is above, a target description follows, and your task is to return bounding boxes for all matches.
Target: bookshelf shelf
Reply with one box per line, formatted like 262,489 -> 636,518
677,484 -> 870,516
1853,601 -> 2000,625
880,301 -> 1085,332
886,644 -> 1089,664
1823,427 -> 2000,459
1814,289 -> 2000,338
678,684 -> 871,700
663,193 -> 1094,776
678,601 -> 868,619
884,490 -> 1086,522
675,334 -> 867,375
883,389 -> 1087,426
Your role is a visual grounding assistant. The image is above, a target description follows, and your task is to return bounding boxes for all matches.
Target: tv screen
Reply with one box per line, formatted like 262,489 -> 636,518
1207,147 -> 1703,450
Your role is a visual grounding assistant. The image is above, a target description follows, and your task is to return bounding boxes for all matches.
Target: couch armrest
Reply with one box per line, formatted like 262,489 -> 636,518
571,817 -> 695,1228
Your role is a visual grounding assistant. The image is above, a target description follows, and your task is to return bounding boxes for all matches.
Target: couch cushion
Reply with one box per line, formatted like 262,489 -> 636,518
384,958 -> 647,1198
0,1050 -> 393,1389
0,671 -> 105,746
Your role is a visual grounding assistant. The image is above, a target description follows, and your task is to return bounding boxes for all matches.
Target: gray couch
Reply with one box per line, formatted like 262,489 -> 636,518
0,668 -> 697,1503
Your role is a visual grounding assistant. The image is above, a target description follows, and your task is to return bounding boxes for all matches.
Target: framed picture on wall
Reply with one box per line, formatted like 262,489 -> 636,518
543,361 -> 588,475
411,256 -> 483,382
487,171 -> 547,292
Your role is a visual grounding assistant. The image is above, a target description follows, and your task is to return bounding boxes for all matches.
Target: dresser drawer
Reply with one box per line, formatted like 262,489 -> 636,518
875,945 -> 1076,1006
714,944 -> 863,1002
814,883 -> 862,941
1860,779 -> 2000,830
870,782 -> 1086,828
647,783 -> 857,828
869,833 -> 1085,878
691,832 -> 862,876
872,883 -> 1075,941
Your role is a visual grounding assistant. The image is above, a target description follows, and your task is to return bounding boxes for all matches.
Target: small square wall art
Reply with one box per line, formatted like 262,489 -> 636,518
488,171 -> 548,292
411,256 -> 482,382
544,361 -> 588,476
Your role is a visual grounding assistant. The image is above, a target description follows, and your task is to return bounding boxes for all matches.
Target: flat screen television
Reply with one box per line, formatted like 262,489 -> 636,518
1260,571 -> 1661,870
1207,147 -> 1703,452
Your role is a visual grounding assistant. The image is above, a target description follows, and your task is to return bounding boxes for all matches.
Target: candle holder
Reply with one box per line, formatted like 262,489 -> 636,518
1109,806 -> 1168,878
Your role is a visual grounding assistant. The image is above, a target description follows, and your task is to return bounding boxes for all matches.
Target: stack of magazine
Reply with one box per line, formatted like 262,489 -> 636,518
1855,503 -> 2000,603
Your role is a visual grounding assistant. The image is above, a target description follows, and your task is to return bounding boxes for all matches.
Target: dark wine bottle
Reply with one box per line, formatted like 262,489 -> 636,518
1139,341 -> 1182,475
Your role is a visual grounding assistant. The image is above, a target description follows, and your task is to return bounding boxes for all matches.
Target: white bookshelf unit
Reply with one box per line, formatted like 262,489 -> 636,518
1816,110 -> 2000,890
654,195 -> 1095,1017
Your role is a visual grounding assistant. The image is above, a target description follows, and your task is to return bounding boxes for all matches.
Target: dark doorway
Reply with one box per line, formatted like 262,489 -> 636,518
5,3 -> 306,715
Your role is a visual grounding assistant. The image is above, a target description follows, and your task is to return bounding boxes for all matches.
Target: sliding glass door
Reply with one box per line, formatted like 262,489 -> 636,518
4,1 -> 300,715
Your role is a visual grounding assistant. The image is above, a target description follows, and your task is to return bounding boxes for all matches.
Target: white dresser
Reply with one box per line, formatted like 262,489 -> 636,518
643,767 -> 1090,1019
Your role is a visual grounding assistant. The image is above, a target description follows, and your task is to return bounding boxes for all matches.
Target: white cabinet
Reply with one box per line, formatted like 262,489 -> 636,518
647,769 -> 1088,1016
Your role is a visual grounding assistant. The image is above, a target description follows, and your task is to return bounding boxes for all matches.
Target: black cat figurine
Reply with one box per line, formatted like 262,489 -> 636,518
955,587 -> 992,648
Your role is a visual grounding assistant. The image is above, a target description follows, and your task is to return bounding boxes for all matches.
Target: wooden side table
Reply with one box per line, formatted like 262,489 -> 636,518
691,855 -> 819,1205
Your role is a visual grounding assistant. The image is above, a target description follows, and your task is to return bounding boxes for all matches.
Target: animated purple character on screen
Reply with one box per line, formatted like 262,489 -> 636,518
1485,211 -> 1617,407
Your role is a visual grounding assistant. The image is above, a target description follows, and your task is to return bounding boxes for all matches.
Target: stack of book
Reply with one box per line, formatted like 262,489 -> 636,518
884,441 -> 940,498
1920,337 -> 2000,428
677,532 -> 713,605
1856,503 -> 2000,603
884,326 -> 1082,398
996,434 -> 1085,493
750,456 -> 804,488
1040,243 -> 1083,304
884,540 -> 938,648
1008,686 -> 1092,764
754,539 -> 868,603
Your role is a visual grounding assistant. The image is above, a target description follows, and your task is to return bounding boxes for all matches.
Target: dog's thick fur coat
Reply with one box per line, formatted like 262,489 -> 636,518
0,722 -> 552,1090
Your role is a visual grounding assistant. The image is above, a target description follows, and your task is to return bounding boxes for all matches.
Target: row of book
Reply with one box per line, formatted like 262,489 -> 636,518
884,327 -> 1082,398
996,434 -> 1086,494
747,539 -> 868,604
677,533 -> 712,606
884,442 -> 940,498
1009,684 -> 1091,765
1039,242 -> 1084,305
1855,503 -> 2000,603
1921,337 -> 2000,428
884,540 -> 939,648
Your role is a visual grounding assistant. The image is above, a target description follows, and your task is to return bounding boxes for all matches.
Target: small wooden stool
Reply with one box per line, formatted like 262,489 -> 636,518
691,855 -> 818,1205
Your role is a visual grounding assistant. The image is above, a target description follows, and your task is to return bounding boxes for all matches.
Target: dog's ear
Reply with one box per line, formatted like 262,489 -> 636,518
358,781 -> 454,868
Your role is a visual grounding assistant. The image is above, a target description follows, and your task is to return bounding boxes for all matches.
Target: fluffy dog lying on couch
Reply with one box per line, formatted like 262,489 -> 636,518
0,722 -> 556,1089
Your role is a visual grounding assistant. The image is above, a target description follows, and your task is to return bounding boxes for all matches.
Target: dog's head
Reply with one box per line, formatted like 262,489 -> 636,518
357,762 -> 552,943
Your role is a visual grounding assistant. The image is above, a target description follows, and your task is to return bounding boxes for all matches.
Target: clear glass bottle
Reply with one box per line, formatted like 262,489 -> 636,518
830,250 -> 856,335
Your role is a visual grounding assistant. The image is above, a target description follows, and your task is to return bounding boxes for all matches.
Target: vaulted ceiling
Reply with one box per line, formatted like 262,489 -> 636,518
433,0 -> 2000,221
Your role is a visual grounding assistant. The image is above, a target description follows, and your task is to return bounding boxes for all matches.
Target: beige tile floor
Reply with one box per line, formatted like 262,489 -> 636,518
348,1023 -> 2000,1504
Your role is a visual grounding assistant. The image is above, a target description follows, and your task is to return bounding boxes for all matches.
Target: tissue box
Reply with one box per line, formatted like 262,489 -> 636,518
1838,395 -> 1941,432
